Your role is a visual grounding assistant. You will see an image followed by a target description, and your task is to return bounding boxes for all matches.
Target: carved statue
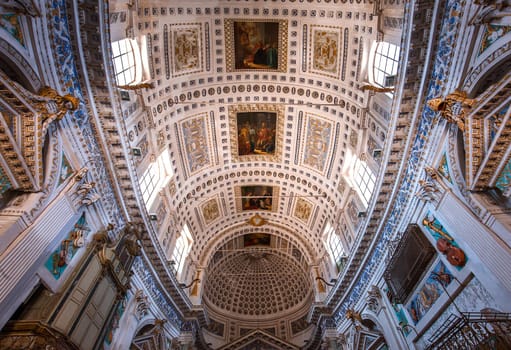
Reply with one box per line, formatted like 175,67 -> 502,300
135,290 -> 149,320
74,167 -> 89,182
38,86 -> 80,136
77,181 -> 96,196
427,90 -> 476,131
124,221 -> 144,239
416,179 -> 439,202
424,166 -> 440,181
360,84 -> 395,93
81,190 -> 101,206
93,223 -> 115,245
117,82 -> 154,90
346,308 -> 362,323
125,238 -> 141,256
366,285 -> 382,312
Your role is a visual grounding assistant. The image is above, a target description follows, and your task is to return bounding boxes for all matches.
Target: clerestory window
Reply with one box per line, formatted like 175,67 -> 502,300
324,222 -> 346,273
354,159 -> 376,207
373,42 -> 400,90
112,39 -> 137,86
171,224 -> 193,276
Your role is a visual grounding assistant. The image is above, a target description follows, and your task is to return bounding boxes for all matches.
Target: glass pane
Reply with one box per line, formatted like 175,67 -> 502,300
111,42 -> 120,56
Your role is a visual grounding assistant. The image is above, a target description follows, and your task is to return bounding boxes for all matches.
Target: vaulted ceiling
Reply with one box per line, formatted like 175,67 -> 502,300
109,0 -> 399,344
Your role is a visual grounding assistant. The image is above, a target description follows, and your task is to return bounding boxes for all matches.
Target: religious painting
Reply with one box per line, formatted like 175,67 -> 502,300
236,185 -> 278,212
230,104 -> 284,163
479,24 -> 511,55
407,261 -> 453,324
496,158 -> 511,193
310,25 -> 341,78
171,23 -> 203,76
103,296 -> 128,348
207,319 -> 224,337
291,315 -> 309,334
0,166 -> 12,196
350,130 -> 358,148
236,111 -> 277,156
437,153 -> 452,183
346,199 -> 361,228
202,198 -> 221,224
294,198 -> 313,224
225,19 -> 288,72
243,233 -> 271,247
179,113 -> 213,176
337,176 -> 347,194
300,114 -> 334,174
367,136 -> 382,164
58,153 -> 73,186
45,214 -> 89,280
0,15 -> 24,46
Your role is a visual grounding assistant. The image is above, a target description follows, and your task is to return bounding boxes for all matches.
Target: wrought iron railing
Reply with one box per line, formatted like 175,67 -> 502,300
425,312 -> 511,349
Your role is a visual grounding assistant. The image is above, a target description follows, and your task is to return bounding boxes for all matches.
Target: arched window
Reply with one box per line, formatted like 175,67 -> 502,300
111,39 -> 137,85
373,42 -> 400,89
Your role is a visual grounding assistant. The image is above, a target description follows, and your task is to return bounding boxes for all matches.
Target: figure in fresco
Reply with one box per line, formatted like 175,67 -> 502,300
236,112 -> 277,156
253,42 -> 266,65
255,121 -> 271,152
266,43 -> 278,68
407,261 -> 453,323
238,122 -> 252,155
241,186 -> 273,211
234,21 -> 279,70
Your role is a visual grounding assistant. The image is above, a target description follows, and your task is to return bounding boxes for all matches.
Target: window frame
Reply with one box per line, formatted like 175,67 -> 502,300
112,39 -> 137,86
353,159 -> 376,207
324,222 -> 346,273
139,162 -> 160,204
373,42 -> 400,89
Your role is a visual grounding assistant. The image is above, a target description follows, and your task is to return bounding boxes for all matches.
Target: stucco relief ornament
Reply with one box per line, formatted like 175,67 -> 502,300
248,213 -> 266,226
76,180 -> 101,206
366,285 -> 382,313
415,179 -> 439,202
470,0 -> 511,25
134,290 -> 150,320
0,0 -> 40,16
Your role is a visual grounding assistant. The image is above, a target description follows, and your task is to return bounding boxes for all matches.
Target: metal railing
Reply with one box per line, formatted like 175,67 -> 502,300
425,312 -> 511,349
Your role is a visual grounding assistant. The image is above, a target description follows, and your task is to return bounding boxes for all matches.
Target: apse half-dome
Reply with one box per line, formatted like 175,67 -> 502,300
203,235 -> 313,321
